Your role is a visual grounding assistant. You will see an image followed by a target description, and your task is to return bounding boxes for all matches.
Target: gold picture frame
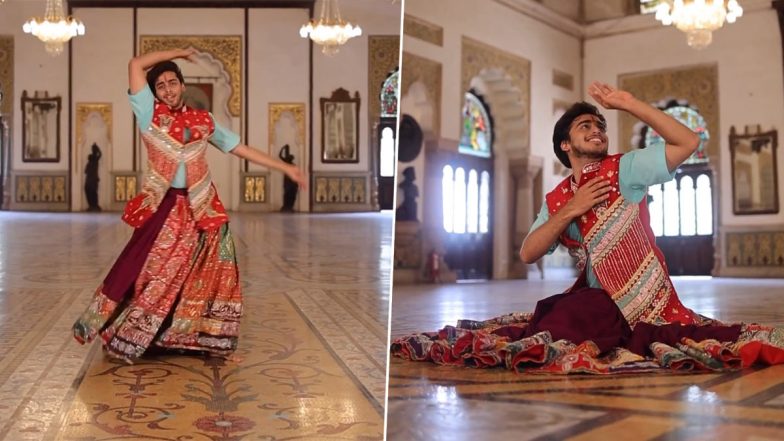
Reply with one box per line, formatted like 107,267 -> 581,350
21,90 -> 61,163
321,88 -> 360,164
729,126 -> 779,215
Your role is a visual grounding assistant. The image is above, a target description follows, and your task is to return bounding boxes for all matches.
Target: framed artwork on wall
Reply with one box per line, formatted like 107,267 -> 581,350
321,88 -> 360,163
729,125 -> 779,215
21,90 -> 61,163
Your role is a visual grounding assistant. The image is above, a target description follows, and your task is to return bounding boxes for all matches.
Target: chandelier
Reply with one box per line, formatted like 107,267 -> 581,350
299,0 -> 362,55
22,0 -> 85,56
655,0 -> 743,49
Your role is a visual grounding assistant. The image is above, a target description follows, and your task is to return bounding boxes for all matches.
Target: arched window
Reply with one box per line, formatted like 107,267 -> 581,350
380,69 -> 399,118
458,91 -> 493,158
638,101 -> 713,238
442,91 -> 493,238
644,104 -> 710,165
441,90 -> 495,279
377,69 -> 399,210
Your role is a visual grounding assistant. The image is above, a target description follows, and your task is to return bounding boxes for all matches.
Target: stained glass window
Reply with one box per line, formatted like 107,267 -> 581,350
644,105 -> 710,165
458,92 -> 493,158
380,70 -> 399,118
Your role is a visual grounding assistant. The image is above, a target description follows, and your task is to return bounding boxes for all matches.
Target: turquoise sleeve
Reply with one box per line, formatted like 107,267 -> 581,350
619,143 -> 676,204
211,115 -> 241,153
128,86 -> 155,131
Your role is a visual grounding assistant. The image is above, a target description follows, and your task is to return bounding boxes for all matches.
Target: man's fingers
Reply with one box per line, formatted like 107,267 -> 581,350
586,176 -> 605,185
586,178 -> 611,190
591,193 -> 610,205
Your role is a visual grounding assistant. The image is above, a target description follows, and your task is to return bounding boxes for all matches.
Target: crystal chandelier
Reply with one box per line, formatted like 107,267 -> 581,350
655,0 -> 743,49
299,0 -> 362,55
22,0 -> 85,56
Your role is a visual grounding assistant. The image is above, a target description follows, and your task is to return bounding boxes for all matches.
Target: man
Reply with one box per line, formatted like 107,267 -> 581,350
520,81 -> 702,327
73,48 -> 306,362
391,82 -> 783,374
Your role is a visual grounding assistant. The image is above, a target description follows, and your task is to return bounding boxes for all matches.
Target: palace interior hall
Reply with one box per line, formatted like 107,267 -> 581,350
390,0 -> 784,440
0,0 -> 399,440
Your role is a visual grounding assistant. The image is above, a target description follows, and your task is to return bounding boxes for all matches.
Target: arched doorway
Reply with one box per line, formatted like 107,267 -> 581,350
637,100 -> 716,275
378,68 -> 399,210
439,90 -> 494,280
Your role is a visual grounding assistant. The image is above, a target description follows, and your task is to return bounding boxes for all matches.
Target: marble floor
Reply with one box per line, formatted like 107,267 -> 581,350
0,210 -> 392,441
387,276 -> 784,441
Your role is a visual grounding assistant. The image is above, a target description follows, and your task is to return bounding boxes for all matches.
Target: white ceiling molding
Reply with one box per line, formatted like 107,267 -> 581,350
492,0 -> 583,38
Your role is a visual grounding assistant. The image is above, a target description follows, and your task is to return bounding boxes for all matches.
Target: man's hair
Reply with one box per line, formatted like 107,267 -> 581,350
552,101 -> 606,168
146,61 -> 184,97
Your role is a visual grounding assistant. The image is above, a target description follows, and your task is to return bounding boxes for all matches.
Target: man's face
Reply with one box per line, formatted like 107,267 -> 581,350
154,71 -> 185,108
562,114 -> 608,162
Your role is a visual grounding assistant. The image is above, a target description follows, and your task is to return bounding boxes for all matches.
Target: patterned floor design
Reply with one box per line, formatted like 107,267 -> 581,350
0,211 -> 392,441
387,277 -> 784,441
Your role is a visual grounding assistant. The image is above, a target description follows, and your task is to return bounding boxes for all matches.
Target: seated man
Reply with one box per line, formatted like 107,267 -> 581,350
391,82 -> 784,374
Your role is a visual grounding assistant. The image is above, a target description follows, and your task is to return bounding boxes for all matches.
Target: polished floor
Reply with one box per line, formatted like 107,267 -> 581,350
387,276 -> 784,441
0,210 -> 392,441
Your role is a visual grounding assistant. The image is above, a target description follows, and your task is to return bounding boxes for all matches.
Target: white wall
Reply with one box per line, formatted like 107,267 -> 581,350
584,6 -> 784,228
248,8 -> 310,212
1,0 -> 69,173
71,8 -> 133,211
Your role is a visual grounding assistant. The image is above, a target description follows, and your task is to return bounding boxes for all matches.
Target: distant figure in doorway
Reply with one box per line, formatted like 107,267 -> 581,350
84,143 -> 102,212
279,144 -> 298,212
396,166 -> 419,222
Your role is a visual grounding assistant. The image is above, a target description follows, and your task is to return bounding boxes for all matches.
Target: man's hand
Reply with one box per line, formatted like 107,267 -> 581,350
563,176 -> 611,219
588,80 -> 700,172
588,81 -> 636,112
285,165 -> 309,190
178,48 -> 197,63
129,48 -> 197,94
